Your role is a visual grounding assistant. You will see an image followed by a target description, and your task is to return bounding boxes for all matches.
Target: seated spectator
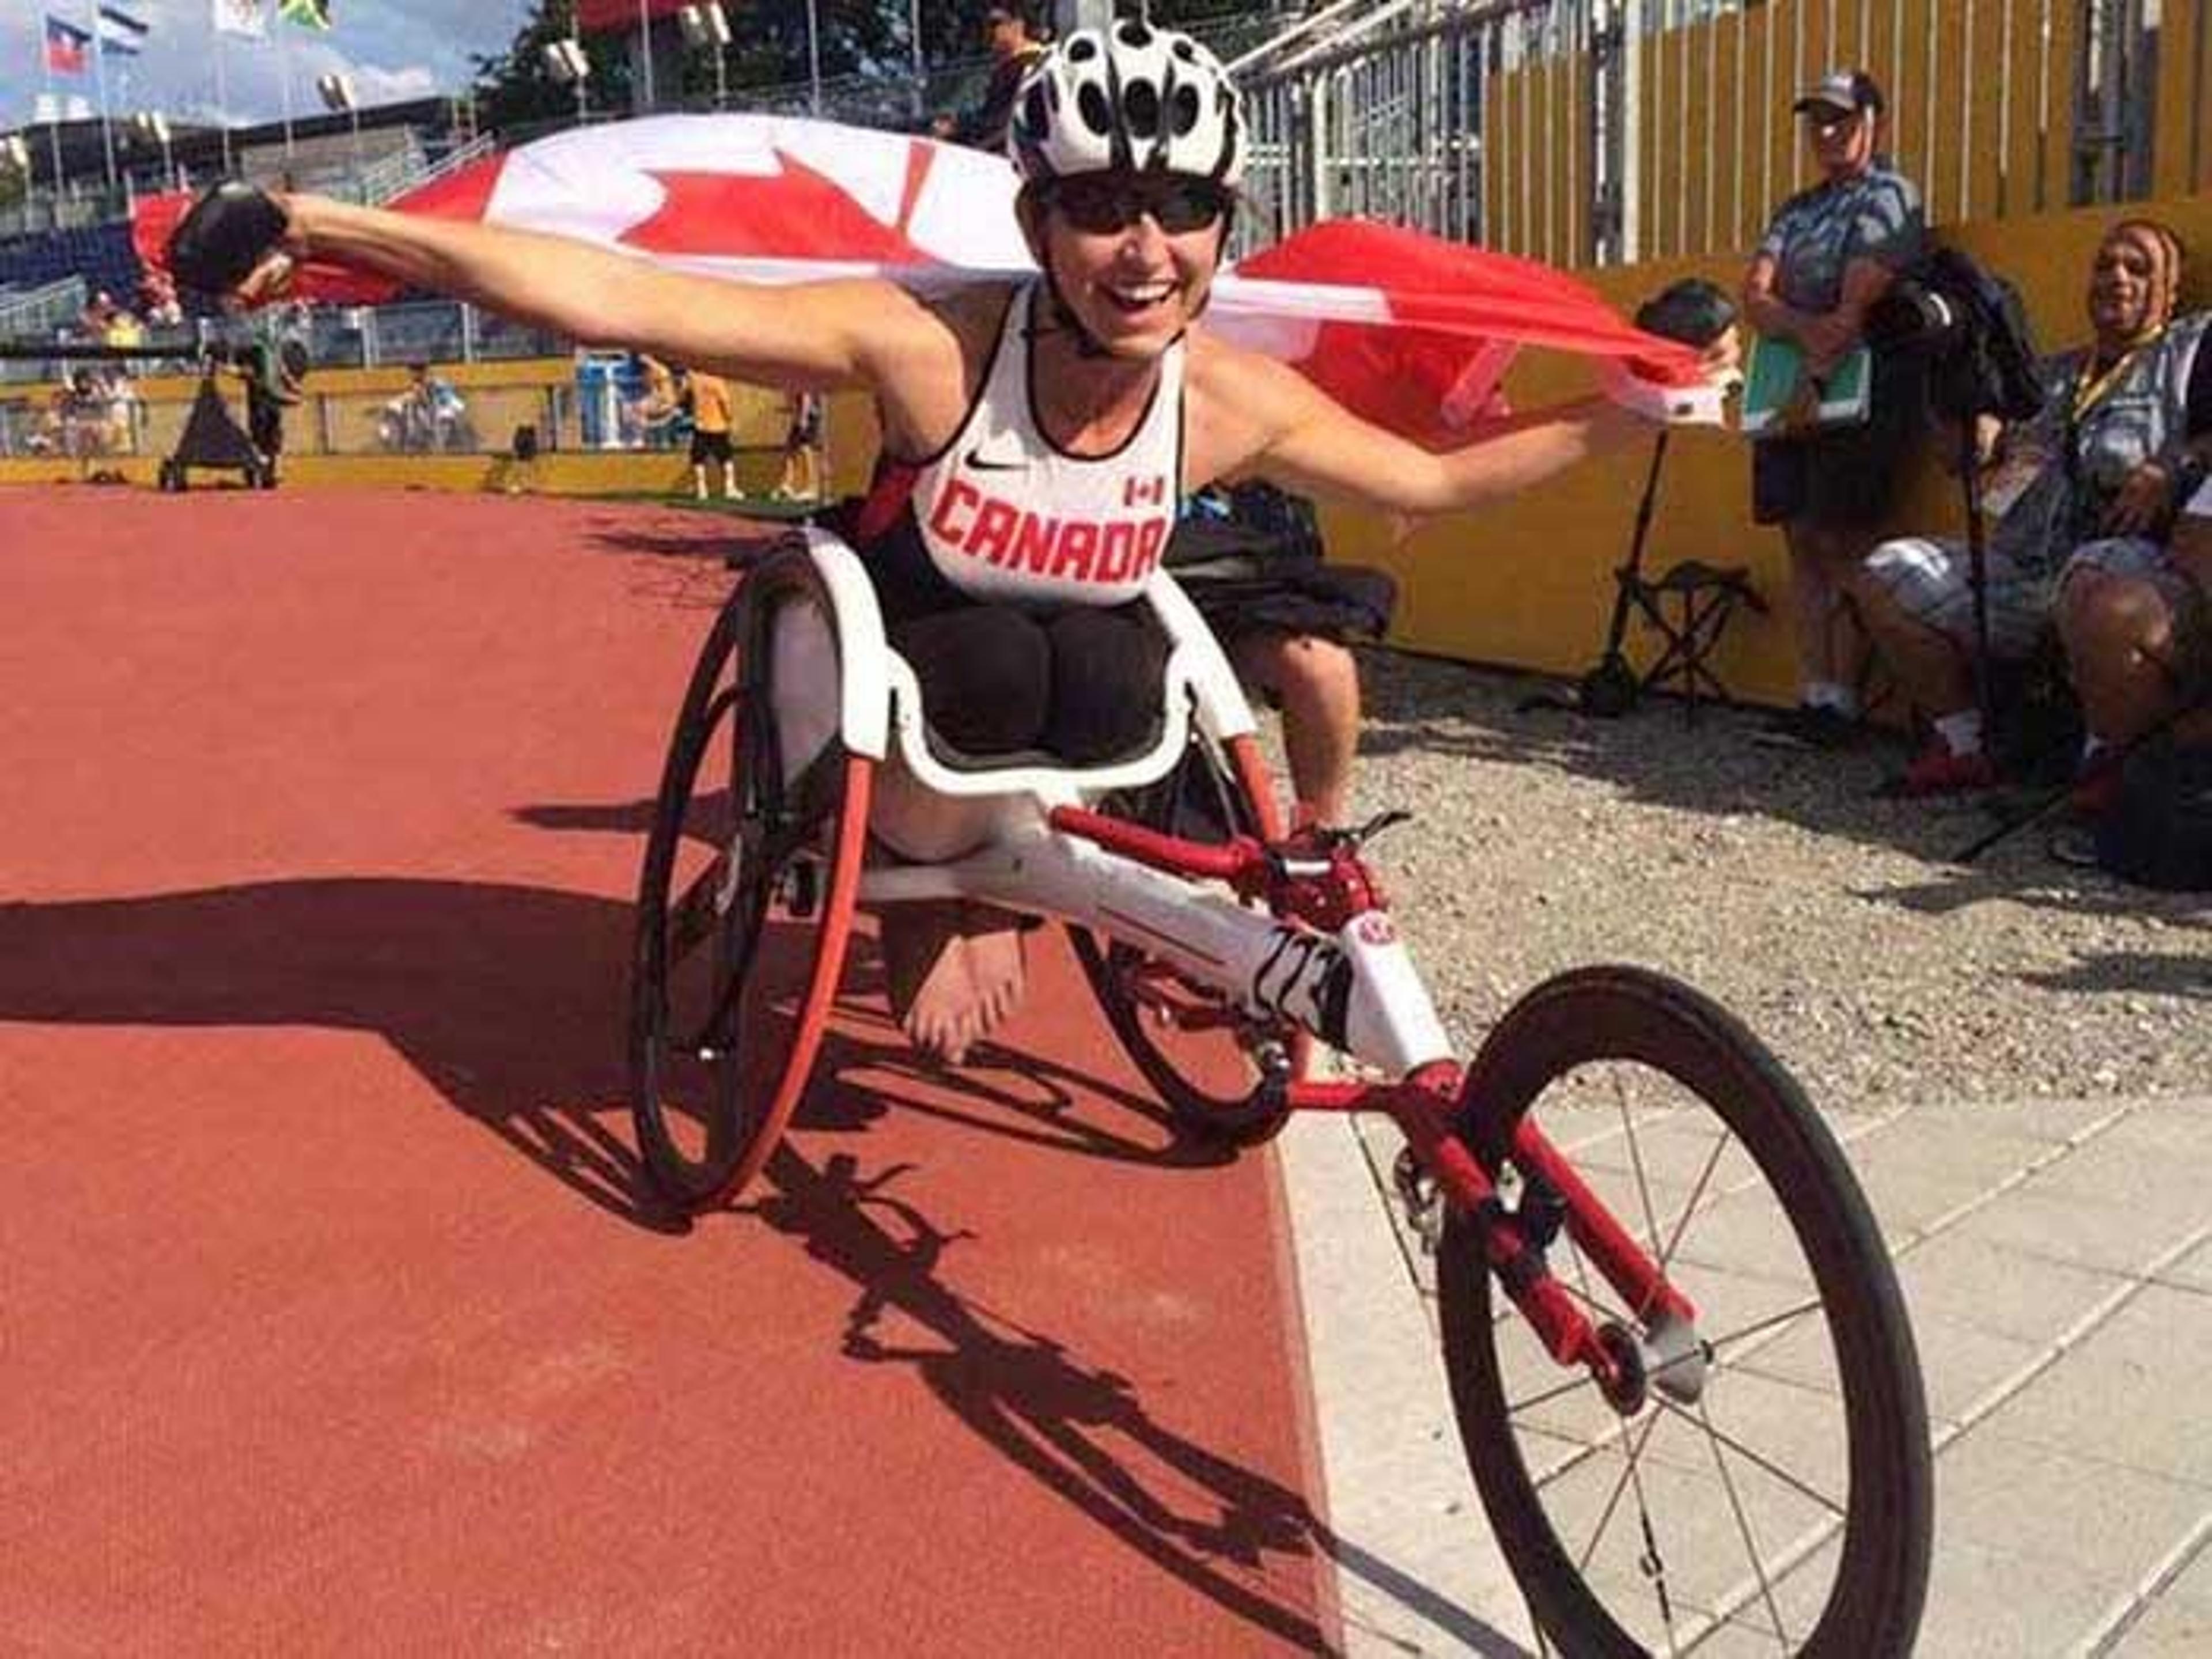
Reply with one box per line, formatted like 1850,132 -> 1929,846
97,365 -> 139,455
384,362 -> 468,453
103,304 -> 145,351
2059,286 -> 2212,801
138,270 -> 184,330
1855,219 -> 2210,798
931,3 -> 1047,154
1166,483 -> 1397,827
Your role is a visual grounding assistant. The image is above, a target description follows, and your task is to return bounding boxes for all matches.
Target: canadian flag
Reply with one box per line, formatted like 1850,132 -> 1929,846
135,115 -> 1717,442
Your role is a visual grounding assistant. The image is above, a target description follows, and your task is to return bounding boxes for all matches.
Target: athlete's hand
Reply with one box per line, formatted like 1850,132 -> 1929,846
167,181 -> 298,306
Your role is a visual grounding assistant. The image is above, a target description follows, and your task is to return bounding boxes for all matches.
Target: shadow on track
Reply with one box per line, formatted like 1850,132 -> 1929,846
748,1142 -> 1529,1657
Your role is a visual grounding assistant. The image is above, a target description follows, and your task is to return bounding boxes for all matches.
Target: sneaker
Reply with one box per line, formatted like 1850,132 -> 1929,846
1885,743 -> 1998,798
1754,704 -> 1860,752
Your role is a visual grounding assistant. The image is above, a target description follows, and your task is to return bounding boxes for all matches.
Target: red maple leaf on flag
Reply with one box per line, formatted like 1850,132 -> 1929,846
617,145 -> 944,267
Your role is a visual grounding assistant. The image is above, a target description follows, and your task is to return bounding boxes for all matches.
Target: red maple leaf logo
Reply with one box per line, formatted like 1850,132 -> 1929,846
618,143 -> 941,266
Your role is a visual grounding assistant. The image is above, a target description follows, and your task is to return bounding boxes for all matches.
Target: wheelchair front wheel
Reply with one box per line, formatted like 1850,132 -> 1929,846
1438,965 -> 1931,1656
629,557 -> 872,1209
1069,730 -> 1304,1145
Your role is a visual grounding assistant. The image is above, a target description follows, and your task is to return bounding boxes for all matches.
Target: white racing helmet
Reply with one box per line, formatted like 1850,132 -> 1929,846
1009,21 -> 1246,190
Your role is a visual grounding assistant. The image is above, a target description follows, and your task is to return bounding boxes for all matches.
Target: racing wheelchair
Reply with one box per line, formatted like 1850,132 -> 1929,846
627,530 -> 1933,1656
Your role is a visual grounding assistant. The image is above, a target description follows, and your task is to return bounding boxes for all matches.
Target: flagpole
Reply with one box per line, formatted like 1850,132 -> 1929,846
40,34 -> 67,199
278,6 -> 297,158
87,1 -> 119,190
638,0 -> 655,112
213,20 -> 236,175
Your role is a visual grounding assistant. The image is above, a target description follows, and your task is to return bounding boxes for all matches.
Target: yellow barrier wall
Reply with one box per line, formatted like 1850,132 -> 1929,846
1330,193 -> 2212,706
7,192 -> 2207,711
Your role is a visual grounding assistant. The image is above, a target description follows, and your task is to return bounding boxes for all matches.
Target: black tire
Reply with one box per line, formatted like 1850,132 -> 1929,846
158,459 -> 181,493
1438,965 -> 1931,1656
629,552 -> 872,1209
1068,731 -> 1300,1145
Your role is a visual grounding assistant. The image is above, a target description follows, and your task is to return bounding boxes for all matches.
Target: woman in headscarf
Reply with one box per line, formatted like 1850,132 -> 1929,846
2055,221 -> 2212,802
1857,219 -> 2211,797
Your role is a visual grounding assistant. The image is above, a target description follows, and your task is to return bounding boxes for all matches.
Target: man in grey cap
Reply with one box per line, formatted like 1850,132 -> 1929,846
1742,69 -> 1926,748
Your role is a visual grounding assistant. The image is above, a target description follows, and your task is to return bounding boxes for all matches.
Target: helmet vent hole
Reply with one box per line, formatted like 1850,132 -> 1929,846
1119,22 -> 1152,48
1077,83 -> 1115,136
1170,85 -> 1200,135
1171,40 -> 1197,61
1124,79 -> 1160,138
1067,36 -> 1098,62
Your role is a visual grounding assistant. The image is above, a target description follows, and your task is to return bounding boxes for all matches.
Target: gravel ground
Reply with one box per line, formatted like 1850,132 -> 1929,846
1297,648 -> 2211,1113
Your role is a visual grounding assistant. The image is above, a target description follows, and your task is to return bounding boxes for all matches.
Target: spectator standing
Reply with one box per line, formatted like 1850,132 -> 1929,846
932,3 -> 1047,154
1858,221 -> 2211,798
775,389 -> 823,502
1741,69 -> 1926,748
683,366 -> 737,501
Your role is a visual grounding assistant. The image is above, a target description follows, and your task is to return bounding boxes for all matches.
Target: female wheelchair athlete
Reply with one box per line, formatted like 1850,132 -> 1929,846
627,531 -> 1933,1656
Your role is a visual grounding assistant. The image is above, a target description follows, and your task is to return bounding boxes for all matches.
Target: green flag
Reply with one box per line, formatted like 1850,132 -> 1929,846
279,0 -> 331,29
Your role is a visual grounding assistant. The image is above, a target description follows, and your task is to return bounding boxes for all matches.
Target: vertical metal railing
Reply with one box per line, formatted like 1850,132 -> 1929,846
1236,0 -> 2200,270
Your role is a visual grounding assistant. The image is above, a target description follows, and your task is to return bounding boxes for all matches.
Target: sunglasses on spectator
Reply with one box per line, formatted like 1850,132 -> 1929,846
1804,109 -> 1861,136
1048,176 -> 1230,236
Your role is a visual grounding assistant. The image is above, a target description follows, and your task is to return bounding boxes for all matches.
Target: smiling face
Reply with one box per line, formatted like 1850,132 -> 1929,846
1022,174 -> 1231,360
2086,225 -> 2173,349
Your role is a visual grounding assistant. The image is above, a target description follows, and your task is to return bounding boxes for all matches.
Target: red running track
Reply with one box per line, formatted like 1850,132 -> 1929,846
0,488 -> 1339,1654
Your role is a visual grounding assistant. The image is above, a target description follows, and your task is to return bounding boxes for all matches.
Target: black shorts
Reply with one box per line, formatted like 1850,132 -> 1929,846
690,429 -> 733,465
879,583 -> 1168,767
247,396 -> 283,457
1751,347 -> 1926,529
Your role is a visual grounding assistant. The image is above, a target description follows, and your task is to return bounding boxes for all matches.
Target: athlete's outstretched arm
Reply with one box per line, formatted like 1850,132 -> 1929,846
1188,340 -> 1659,516
202,191 -> 940,393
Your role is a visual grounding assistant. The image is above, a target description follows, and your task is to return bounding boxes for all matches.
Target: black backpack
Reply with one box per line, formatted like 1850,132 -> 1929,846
2094,736 -> 2212,891
1873,245 -> 2047,423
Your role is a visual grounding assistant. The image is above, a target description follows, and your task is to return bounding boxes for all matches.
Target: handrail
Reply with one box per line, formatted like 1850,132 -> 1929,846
0,276 -> 90,340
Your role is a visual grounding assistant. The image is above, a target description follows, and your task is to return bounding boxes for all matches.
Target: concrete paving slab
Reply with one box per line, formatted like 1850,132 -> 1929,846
1956,1181 -> 2211,1281
1277,1112 -> 1536,1657
2157,1234 -> 2212,1296
1893,1227 -> 2128,1344
1984,1282 -> 2212,1488
1909,1534 -> 2127,1658
1285,1096 -> 2212,1656
1888,1309 -> 2043,1430
1933,1435 -> 2211,1584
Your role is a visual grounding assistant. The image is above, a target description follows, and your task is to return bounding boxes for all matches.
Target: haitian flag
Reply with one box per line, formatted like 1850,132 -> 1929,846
44,15 -> 92,76
134,115 -> 1721,439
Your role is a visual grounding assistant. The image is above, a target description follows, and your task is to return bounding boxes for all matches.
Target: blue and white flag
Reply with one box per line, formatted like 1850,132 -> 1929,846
96,5 -> 151,58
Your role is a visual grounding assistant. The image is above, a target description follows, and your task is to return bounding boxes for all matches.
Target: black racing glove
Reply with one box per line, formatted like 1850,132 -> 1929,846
168,180 -> 292,296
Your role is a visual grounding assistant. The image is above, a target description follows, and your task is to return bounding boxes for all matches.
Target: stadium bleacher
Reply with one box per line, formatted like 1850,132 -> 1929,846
0,222 -> 143,312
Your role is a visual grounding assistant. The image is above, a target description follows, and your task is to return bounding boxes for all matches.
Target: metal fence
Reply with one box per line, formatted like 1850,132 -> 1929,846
1235,0 -> 2211,268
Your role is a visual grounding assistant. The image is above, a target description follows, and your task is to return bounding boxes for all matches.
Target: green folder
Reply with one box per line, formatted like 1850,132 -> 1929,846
1741,335 -> 1873,435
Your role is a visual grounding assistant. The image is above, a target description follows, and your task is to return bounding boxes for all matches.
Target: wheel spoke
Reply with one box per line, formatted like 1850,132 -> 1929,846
1697,1398 -> 1792,1652
1650,1392 -> 1846,1519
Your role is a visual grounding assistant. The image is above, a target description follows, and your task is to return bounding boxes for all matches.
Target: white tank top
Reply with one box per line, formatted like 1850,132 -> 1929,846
905,283 -> 1185,608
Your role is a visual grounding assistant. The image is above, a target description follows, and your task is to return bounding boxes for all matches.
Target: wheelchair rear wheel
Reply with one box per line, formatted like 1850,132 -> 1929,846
1069,731 -> 1305,1145
1438,966 -> 1931,1656
630,554 -> 872,1208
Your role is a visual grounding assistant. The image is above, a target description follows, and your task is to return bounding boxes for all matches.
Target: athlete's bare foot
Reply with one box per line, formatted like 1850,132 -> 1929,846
878,901 -> 1028,1065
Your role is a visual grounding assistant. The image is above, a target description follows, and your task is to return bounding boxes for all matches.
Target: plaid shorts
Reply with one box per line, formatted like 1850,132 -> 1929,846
1863,535 -> 2056,658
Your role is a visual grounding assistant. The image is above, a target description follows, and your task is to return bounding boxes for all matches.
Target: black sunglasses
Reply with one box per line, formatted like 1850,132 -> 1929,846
1049,176 -> 1230,236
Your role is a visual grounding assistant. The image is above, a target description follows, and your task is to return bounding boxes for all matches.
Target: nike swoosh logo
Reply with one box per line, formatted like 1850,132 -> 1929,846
965,448 -> 1027,472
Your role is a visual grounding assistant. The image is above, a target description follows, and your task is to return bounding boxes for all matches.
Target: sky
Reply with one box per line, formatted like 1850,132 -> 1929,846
1,2 -> 537,132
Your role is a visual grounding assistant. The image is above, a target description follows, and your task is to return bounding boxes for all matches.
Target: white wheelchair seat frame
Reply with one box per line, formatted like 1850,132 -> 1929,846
764,528 -> 1455,1078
